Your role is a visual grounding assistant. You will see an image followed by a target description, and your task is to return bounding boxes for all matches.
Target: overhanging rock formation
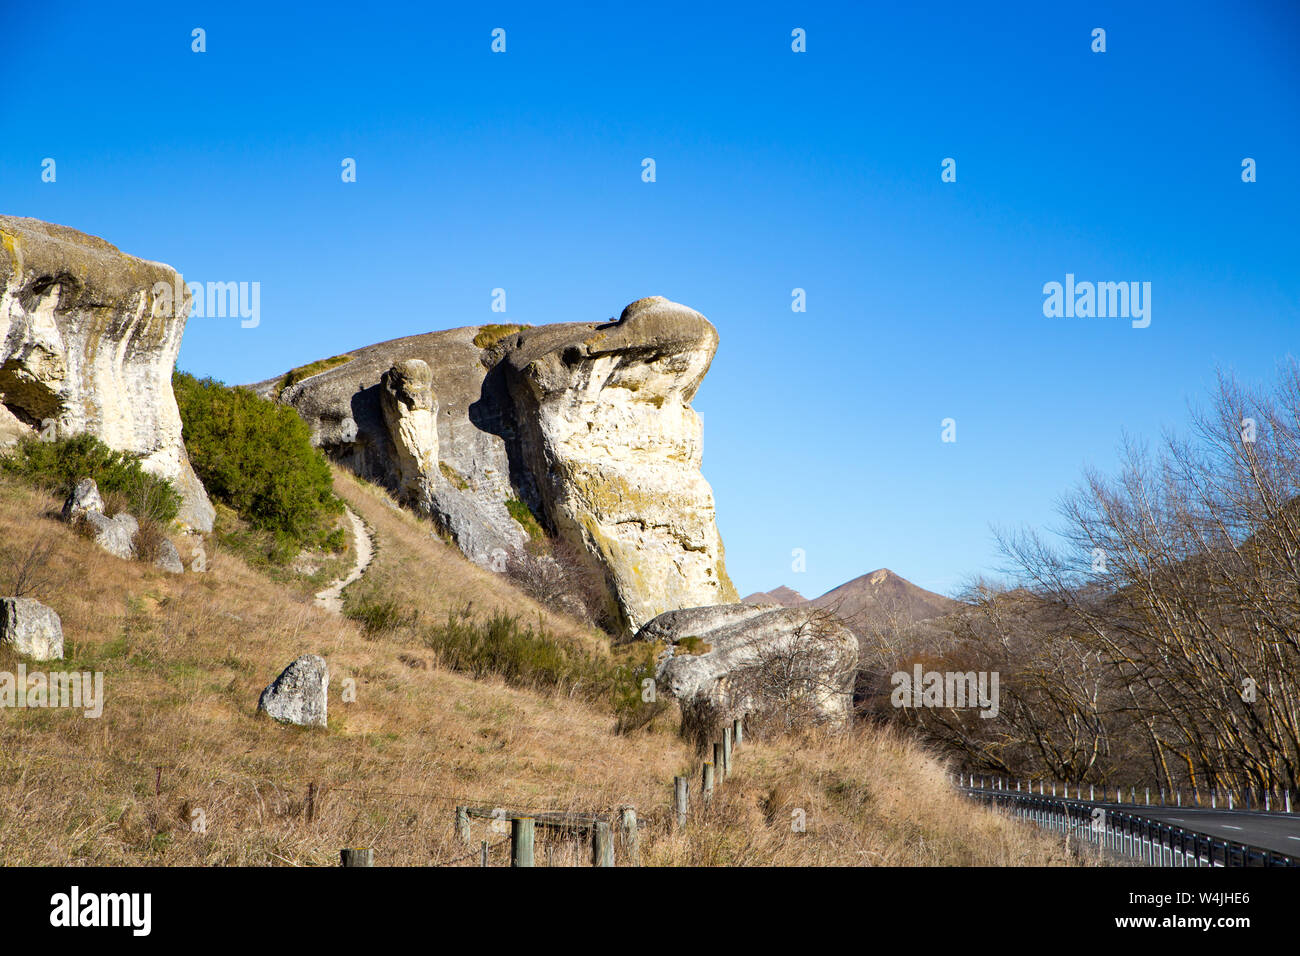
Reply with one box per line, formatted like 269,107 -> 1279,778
0,216 -> 214,531
502,297 -> 737,631
258,296 -> 737,633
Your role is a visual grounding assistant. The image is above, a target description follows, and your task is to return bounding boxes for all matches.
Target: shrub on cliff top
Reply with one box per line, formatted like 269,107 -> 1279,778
173,371 -> 342,547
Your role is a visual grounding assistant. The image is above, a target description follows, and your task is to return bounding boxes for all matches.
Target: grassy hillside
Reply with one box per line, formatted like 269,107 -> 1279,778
0,468 -> 1089,866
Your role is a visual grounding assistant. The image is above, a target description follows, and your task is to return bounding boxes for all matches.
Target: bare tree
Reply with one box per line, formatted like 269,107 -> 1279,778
1,532 -> 59,600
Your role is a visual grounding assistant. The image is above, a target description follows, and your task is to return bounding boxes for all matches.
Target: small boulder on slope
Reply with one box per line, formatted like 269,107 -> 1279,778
257,655 -> 329,728
0,597 -> 64,661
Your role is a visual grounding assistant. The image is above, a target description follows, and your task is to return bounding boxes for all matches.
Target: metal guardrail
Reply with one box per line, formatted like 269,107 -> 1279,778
961,787 -> 1300,867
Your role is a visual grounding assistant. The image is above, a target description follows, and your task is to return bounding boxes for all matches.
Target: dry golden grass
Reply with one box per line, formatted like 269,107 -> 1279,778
645,724 -> 1094,866
0,468 -> 1092,866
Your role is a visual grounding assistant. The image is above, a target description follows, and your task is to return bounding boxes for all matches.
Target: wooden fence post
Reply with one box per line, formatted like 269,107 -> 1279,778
620,806 -> 640,866
480,840 -> 488,867
456,806 -> 471,844
723,727 -> 733,776
732,716 -> 744,748
306,782 -> 317,823
702,761 -> 715,803
511,817 -> 535,867
593,821 -> 614,867
340,848 -> 373,867
713,742 -> 726,783
674,776 -> 689,829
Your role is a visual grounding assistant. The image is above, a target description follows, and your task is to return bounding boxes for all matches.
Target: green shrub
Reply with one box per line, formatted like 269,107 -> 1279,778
350,596 -> 421,636
1,433 -> 180,522
279,354 -> 353,390
173,371 -> 342,549
611,640 -> 670,734
416,607 -> 609,696
472,324 -> 528,350
504,498 -> 545,540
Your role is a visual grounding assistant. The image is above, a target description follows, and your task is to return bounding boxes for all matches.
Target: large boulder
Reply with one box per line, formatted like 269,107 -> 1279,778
0,216 -> 214,531
0,597 -> 64,660
61,477 -> 103,522
151,538 -> 184,574
63,480 -> 136,560
638,603 -> 859,731
83,511 -> 137,560
257,655 -> 329,728
253,297 -> 736,634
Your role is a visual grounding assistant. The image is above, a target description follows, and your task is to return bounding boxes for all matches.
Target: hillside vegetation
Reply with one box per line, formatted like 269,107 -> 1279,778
0,467 -> 1086,866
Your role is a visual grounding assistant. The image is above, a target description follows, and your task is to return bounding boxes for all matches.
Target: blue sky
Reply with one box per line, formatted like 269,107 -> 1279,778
5,1 -> 1298,600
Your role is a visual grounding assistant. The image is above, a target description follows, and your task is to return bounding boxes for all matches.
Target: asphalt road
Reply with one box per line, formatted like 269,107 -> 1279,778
965,788 -> 1300,859
1135,806 -> 1300,858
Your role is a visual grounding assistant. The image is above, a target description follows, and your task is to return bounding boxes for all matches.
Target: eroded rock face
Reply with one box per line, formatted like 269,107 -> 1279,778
380,358 -> 438,501
254,297 -> 736,633
503,297 -> 736,631
257,654 -> 329,728
0,216 -> 214,531
639,603 -> 859,729
0,597 -> 64,661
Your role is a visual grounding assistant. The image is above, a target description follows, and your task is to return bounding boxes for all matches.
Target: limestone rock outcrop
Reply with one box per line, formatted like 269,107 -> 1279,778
502,297 -> 736,631
254,297 -> 736,633
379,358 -> 438,501
0,597 -> 64,661
639,603 -> 859,729
257,654 -> 329,728
0,216 -> 214,531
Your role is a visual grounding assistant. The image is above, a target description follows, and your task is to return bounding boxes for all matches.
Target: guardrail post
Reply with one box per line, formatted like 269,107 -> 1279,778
1228,791 -> 1234,810
1176,789 -> 1181,807
1287,791 -> 1292,814
511,817 -> 535,867
1145,787 -> 1150,806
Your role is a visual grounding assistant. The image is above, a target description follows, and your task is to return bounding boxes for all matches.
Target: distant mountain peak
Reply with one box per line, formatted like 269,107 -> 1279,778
810,568 -> 959,631
740,585 -> 808,607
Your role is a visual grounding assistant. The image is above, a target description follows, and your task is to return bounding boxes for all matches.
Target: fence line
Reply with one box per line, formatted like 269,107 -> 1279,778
337,714 -> 751,867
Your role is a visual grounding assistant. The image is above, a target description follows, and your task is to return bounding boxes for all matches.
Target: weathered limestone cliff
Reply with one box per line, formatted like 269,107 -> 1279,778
502,297 -> 736,631
257,296 -> 737,633
0,216 -> 214,530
